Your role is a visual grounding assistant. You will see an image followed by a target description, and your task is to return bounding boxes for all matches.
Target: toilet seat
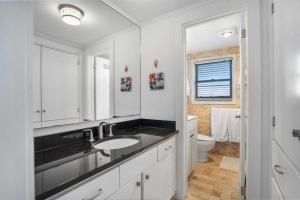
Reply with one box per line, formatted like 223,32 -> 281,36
197,134 -> 215,141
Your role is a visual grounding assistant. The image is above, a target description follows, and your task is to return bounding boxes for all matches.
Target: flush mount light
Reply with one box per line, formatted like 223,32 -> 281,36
58,4 -> 84,26
219,28 -> 237,38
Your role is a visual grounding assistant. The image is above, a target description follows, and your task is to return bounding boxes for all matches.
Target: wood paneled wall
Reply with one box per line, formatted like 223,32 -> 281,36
187,46 -> 240,136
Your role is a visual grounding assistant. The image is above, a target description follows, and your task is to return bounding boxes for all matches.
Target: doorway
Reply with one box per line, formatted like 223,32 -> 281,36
85,50 -> 114,122
184,13 -> 248,200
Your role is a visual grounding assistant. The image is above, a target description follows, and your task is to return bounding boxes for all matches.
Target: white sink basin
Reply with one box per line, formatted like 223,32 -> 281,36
93,138 -> 139,150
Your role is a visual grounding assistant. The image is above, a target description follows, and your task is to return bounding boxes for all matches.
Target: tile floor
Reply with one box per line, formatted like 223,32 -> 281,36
186,153 -> 240,200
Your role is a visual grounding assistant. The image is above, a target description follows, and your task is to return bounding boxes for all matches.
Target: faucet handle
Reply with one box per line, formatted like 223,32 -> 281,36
109,124 -> 116,137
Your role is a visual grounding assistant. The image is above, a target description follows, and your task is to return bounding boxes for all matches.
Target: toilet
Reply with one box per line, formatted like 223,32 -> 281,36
197,134 -> 216,162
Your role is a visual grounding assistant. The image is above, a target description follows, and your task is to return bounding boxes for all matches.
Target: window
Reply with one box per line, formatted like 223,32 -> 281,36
195,58 -> 233,100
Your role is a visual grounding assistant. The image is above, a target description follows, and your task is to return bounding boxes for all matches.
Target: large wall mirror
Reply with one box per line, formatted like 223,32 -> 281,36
33,0 -> 140,129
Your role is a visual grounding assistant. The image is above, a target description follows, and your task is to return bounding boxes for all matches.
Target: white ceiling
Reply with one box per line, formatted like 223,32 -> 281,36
108,0 -> 203,22
34,0 -> 136,47
186,14 -> 240,54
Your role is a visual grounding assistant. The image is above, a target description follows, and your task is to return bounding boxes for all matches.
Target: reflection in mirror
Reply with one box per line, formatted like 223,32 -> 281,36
86,53 -> 113,121
33,0 -> 140,128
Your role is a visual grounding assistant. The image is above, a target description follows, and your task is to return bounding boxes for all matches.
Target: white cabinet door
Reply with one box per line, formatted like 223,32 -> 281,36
273,0 -> 300,174
186,133 -> 192,177
33,44 -> 42,127
120,146 -> 157,187
191,130 -> 197,171
107,175 -> 141,200
144,152 -> 175,200
41,47 -> 79,126
186,118 -> 198,178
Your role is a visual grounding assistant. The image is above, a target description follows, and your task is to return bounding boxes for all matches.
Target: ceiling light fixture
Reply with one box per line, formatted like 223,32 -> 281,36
58,4 -> 84,26
219,28 -> 236,38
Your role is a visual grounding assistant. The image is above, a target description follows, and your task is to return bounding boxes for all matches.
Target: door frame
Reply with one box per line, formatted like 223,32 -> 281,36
182,10 -> 249,199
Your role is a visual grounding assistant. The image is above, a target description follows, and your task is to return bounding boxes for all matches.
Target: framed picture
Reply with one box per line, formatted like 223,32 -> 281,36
121,76 -> 132,92
149,72 -> 164,90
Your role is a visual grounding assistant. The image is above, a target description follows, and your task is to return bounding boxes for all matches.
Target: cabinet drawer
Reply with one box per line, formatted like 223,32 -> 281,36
120,147 -> 157,187
272,177 -> 284,200
272,141 -> 300,199
57,167 -> 119,200
158,137 -> 175,161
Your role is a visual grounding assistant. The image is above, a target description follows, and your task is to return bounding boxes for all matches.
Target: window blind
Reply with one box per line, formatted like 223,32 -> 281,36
195,59 -> 232,99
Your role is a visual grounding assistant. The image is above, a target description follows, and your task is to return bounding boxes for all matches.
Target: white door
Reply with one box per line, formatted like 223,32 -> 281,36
273,0 -> 300,174
143,152 -> 175,200
95,55 -> 112,120
41,47 -> 79,125
239,14 -> 247,197
107,175 -> 141,200
33,44 -> 42,127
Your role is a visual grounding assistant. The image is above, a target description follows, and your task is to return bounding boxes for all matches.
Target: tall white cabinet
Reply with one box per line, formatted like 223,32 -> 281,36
33,44 -> 80,128
272,0 -> 300,199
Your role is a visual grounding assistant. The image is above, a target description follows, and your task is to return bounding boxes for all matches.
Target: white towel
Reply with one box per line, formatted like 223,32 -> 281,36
228,109 -> 241,142
211,108 -> 229,141
211,108 -> 240,142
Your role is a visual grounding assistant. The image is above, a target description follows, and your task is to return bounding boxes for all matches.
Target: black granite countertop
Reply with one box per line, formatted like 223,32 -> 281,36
35,120 -> 177,200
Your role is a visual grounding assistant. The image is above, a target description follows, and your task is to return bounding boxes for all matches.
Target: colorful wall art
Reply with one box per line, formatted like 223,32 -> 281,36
149,72 -> 164,90
121,76 -> 132,92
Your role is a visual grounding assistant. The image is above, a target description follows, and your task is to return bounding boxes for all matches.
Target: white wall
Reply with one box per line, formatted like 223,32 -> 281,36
141,19 -> 176,120
140,0 -> 264,199
0,2 -> 34,200
114,28 -> 141,116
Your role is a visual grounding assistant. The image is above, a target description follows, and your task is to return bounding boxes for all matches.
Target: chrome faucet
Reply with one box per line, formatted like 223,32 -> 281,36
98,122 -> 109,139
109,124 -> 116,137
83,129 -> 94,142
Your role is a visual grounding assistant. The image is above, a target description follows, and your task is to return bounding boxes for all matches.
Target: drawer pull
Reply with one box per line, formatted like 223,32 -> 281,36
164,146 -> 172,151
82,188 -> 103,200
136,181 -> 141,187
274,165 -> 284,175
292,129 -> 300,140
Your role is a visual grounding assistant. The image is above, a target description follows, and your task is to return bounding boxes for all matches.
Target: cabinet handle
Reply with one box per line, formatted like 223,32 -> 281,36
136,181 -> 141,187
190,134 -> 194,138
165,145 -> 172,151
145,175 -> 150,180
82,188 -> 103,200
292,129 -> 300,140
274,165 -> 284,175
36,109 -> 40,113
42,110 -> 46,113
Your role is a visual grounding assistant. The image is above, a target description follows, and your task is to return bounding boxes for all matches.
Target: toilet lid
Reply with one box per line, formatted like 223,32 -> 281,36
197,134 -> 215,141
